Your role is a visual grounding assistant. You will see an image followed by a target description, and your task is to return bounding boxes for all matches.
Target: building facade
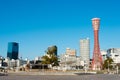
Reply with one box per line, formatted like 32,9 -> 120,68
0,56 -> 4,67
80,38 -> 90,68
66,48 -> 76,56
101,50 -> 107,61
59,53 -> 82,70
7,42 -> 19,60
107,48 -> 120,63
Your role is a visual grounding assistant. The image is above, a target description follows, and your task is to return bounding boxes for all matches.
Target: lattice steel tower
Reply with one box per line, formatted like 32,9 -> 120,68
92,18 -> 102,70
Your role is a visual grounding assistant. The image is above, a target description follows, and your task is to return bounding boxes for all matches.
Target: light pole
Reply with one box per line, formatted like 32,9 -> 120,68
107,60 -> 109,73
84,61 -> 87,73
65,54 -> 68,71
116,65 -> 118,74
42,64 -> 44,74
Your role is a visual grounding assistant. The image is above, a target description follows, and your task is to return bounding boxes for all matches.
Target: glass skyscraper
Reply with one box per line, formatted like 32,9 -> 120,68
7,42 -> 19,60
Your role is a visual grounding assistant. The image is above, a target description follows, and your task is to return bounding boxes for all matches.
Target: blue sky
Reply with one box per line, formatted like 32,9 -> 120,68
0,0 -> 120,60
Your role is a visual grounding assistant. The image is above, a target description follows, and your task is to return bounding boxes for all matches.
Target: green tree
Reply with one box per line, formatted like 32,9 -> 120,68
41,46 -> 59,66
103,57 -> 114,70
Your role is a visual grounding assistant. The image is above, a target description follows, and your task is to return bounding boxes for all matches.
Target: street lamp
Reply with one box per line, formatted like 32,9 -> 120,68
116,65 -> 118,74
65,54 -> 68,71
107,60 -> 109,73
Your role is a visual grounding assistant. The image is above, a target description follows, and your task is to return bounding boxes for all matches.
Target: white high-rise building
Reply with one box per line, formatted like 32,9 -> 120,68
80,38 -> 90,68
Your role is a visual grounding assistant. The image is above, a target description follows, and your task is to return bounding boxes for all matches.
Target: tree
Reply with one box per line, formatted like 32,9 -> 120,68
41,46 -> 59,66
47,45 -> 57,56
103,57 -> 114,70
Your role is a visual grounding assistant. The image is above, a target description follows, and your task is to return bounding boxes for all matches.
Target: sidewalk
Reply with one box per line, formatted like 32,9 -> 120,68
7,71 -> 79,75
7,70 -> 98,76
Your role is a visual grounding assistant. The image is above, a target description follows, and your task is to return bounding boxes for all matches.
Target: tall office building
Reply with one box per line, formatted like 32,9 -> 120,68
7,42 -> 19,60
92,18 -> 102,70
80,38 -> 90,68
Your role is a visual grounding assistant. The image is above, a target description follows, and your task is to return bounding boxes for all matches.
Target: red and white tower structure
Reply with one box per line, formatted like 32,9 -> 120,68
92,18 -> 102,70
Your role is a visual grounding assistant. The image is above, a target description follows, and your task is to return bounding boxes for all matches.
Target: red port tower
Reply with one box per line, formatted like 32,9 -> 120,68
92,18 -> 102,70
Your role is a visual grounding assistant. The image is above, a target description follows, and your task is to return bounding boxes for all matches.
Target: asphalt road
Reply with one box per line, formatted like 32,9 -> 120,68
0,74 -> 120,80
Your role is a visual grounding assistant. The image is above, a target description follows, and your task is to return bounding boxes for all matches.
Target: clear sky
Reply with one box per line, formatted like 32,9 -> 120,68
0,0 -> 120,60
